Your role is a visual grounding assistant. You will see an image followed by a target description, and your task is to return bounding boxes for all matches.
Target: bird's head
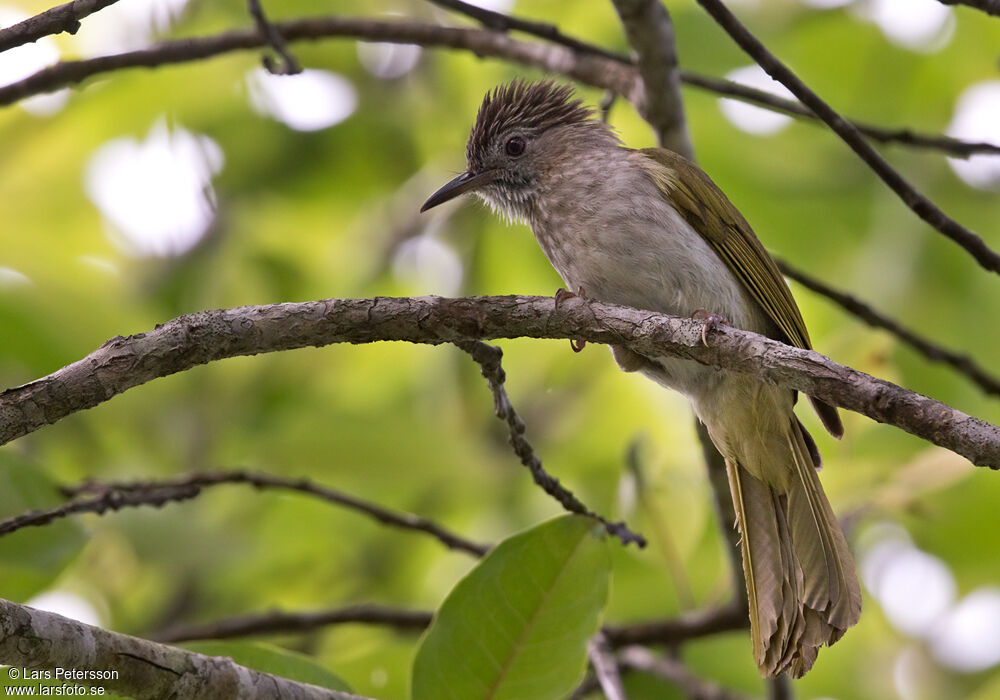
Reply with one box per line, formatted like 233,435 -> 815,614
420,80 -> 617,221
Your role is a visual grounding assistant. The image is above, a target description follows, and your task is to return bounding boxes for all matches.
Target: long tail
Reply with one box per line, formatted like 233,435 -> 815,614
725,417 -> 861,678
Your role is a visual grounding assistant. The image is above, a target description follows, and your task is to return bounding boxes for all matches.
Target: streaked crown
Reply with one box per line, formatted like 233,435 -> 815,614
466,80 -> 594,165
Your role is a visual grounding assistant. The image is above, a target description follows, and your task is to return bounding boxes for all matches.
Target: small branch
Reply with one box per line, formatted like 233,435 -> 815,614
0,470 -> 488,556
1,296 -> 998,467
937,0 -> 1000,16
247,0 -> 301,74
424,0 -> 630,63
457,341 -> 645,547
779,260 -> 1000,398
0,0 -> 122,53
603,603 -> 747,647
694,0 -> 1000,276
768,675 -> 793,700
679,72 -> 1000,158
618,646 -> 756,700
154,604 -> 433,644
611,0 -> 693,157
0,599 -> 370,700
588,632 -> 628,700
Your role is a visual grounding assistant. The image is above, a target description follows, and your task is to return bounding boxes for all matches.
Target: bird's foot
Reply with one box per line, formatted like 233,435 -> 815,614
691,309 -> 729,347
555,286 -> 587,352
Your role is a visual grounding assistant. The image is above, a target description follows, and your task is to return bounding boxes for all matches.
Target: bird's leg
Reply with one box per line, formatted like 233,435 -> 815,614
691,309 -> 729,347
554,286 -> 588,352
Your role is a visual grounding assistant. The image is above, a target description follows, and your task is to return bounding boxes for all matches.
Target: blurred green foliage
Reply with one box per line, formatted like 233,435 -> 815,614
1,0 -> 999,698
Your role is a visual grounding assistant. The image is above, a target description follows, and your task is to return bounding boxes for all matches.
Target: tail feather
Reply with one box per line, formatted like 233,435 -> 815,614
724,419 -> 861,678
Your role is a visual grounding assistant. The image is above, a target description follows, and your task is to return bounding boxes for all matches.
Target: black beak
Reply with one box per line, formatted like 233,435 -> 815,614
420,170 -> 498,212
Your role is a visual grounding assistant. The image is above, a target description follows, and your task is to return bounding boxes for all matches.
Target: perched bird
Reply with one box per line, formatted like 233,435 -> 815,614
420,80 -> 860,678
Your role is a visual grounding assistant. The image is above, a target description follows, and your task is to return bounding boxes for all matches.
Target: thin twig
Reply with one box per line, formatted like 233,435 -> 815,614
247,0 -> 301,74
779,260 -> 1000,398
937,0 -> 1000,16
588,632 -> 628,700
0,470 -> 489,556
694,0 -> 1000,275
456,340 -> 646,548
2,296 -> 998,467
154,604 -> 433,644
155,599 -> 743,648
0,0 -> 123,53
603,602 -> 747,647
679,72 -> 1000,158
619,646 -> 756,700
424,0 -> 630,63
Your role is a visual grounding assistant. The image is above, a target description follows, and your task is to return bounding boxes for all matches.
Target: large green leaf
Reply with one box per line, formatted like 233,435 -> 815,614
412,514 -> 611,700
0,454 -> 86,601
183,640 -> 352,692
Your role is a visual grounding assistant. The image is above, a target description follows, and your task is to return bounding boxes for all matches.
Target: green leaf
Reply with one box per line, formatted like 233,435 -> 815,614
184,640 -> 352,692
412,514 -> 611,700
0,454 -> 86,601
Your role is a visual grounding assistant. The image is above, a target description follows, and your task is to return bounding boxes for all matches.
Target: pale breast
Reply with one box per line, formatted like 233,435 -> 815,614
530,149 -> 761,334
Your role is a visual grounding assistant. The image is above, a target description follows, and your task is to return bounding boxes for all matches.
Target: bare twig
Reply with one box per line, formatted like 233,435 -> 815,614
0,470 -> 488,556
619,646 -> 756,700
0,0 -> 122,53
611,0 -> 693,157
1,296 -> 998,467
937,0 -> 1000,16
154,604 -> 433,644
247,0 -> 301,74
694,0 -> 1000,275
603,602 -> 747,647
423,0 -> 630,63
588,632 -> 627,700
779,260 -> 1000,398
0,599 -> 370,700
456,340 -> 645,547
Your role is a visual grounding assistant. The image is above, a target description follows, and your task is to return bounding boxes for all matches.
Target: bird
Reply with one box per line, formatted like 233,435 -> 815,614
420,79 -> 861,678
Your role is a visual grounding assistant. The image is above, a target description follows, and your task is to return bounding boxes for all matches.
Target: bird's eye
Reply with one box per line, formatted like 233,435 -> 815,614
505,136 -> 526,157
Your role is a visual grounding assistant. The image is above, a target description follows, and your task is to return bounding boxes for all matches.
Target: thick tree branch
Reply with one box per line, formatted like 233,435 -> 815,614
0,0 -> 122,53
937,0 -> 1000,16
611,0 -> 693,157
694,0 -> 1000,276
154,604 -> 433,644
457,341 -> 645,547
1,296 -> 997,467
0,470 -> 489,555
0,599 -> 370,700
0,15 -> 992,159
779,260 -> 1000,398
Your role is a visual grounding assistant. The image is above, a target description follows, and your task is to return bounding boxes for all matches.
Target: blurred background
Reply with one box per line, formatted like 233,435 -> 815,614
1,0 -> 999,697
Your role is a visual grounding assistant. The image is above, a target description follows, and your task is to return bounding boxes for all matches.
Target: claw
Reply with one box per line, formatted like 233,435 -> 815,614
691,309 -> 729,347
555,287 -> 588,352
